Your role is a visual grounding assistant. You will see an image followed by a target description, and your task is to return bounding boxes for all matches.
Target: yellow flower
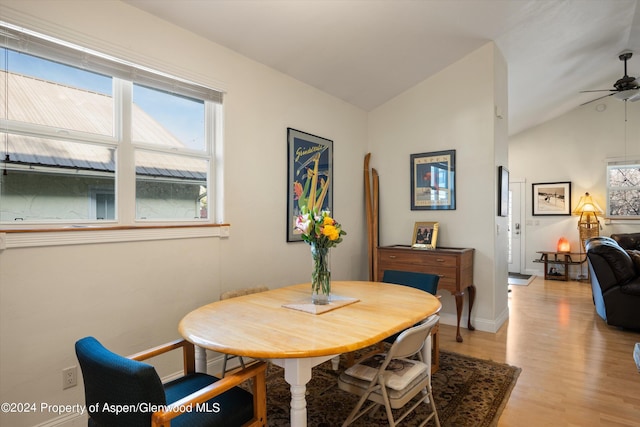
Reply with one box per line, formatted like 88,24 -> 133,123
296,206 -> 346,247
322,224 -> 340,241
323,216 -> 334,226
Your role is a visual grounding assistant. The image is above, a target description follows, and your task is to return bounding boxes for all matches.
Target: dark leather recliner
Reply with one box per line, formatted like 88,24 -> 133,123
611,233 -> 640,251
586,236 -> 640,330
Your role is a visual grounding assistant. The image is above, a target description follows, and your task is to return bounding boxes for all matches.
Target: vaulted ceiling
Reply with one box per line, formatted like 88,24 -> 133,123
124,0 -> 640,135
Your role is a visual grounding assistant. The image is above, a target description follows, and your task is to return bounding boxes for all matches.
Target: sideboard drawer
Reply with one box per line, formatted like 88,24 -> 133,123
430,269 -> 458,291
378,249 -> 458,268
379,264 -> 456,290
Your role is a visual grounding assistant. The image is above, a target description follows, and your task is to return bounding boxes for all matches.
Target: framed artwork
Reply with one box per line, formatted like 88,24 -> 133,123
411,150 -> 456,210
498,166 -> 509,217
532,182 -> 571,216
411,222 -> 439,249
287,128 -> 333,242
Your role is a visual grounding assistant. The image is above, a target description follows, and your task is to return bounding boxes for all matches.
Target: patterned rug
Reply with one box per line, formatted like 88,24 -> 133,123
262,346 -> 521,426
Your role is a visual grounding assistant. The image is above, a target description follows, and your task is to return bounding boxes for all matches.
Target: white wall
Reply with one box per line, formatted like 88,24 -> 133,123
0,2 -> 367,426
509,97 -> 640,277
368,43 -> 510,335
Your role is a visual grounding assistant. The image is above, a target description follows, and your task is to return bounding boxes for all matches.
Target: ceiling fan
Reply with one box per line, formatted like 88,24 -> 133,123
581,51 -> 640,105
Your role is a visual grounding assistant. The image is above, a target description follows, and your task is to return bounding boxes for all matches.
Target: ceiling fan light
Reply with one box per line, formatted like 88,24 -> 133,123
628,90 -> 640,102
613,89 -> 640,101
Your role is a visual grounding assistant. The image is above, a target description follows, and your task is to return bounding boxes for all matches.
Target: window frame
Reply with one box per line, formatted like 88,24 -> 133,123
606,159 -> 640,219
0,21 -> 223,229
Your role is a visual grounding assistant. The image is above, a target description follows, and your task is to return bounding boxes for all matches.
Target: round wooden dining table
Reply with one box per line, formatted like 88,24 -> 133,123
179,280 -> 441,427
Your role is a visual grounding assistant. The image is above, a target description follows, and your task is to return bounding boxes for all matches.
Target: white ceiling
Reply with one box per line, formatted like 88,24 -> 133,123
124,0 -> 640,135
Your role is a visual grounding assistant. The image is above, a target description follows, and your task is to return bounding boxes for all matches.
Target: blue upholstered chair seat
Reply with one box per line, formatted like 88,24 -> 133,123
163,373 -> 255,427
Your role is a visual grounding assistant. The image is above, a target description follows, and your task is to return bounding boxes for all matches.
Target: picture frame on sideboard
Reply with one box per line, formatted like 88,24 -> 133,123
411,221 -> 439,249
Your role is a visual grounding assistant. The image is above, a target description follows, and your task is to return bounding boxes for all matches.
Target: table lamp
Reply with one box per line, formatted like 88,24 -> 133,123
557,237 -> 570,252
573,192 -> 603,251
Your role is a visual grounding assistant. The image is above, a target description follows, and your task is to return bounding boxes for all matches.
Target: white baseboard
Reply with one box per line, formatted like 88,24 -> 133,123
438,307 -> 509,334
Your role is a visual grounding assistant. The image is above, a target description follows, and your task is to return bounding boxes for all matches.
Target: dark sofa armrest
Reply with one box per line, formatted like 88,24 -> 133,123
587,238 -> 636,287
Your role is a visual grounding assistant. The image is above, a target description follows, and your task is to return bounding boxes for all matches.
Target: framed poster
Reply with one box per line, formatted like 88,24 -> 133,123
532,181 -> 571,216
411,150 -> 456,210
411,221 -> 439,249
498,166 -> 509,217
287,128 -> 333,242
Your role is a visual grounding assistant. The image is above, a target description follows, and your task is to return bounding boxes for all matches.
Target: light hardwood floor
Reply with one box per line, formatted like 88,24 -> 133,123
437,276 -> 640,427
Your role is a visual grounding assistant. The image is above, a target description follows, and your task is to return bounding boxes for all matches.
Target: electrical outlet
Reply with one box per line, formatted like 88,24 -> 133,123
63,366 -> 77,389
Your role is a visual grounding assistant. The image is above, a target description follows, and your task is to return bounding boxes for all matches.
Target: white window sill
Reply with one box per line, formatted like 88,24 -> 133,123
0,224 -> 229,249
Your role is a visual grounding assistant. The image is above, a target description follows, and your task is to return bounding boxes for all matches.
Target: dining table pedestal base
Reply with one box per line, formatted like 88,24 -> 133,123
271,354 -> 338,427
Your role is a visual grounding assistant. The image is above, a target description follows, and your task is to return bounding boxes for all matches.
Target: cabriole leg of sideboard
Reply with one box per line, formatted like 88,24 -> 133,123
467,284 -> 476,331
454,286 -> 476,342
454,291 -> 464,342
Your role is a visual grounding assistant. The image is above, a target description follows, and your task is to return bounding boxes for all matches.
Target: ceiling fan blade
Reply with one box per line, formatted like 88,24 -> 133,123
580,89 -> 616,93
580,93 -> 615,106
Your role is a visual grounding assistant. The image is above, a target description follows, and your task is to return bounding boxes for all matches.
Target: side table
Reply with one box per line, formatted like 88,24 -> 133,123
534,251 -> 587,281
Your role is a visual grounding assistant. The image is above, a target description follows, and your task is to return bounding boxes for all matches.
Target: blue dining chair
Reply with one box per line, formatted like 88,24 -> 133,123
382,270 -> 440,295
75,336 -> 267,427
382,270 -> 440,372
345,271 -> 441,370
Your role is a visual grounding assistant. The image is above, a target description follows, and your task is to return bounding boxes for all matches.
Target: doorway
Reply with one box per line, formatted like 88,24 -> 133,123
508,181 -> 525,274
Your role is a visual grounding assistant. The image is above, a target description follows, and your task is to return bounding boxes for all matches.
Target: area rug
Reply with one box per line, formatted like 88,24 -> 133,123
261,347 -> 521,427
508,272 -> 535,286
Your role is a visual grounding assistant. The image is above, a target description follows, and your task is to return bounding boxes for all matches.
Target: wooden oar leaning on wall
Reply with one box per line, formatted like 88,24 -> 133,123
364,154 -> 373,281
363,153 -> 380,282
372,168 -> 379,281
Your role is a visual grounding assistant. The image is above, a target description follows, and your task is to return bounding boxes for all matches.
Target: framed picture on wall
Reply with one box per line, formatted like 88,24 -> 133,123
411,221 -> 439,249
532,181 -> 571,216
287,128 -> 333,242
410,150 -> 456,210
498,166 -> 509,217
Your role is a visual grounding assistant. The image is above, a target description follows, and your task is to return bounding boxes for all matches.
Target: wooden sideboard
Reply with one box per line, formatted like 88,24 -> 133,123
376,245 -> 475,342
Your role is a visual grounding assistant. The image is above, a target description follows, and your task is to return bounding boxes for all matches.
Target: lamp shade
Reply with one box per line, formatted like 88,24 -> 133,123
572,192 -> 604,215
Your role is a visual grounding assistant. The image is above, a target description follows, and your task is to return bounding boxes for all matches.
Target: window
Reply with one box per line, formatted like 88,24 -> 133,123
607,160 -> 640,218
0,22 -> 221,225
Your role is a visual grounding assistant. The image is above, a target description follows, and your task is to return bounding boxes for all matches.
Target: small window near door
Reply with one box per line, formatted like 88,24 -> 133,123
607,161 -> 640,218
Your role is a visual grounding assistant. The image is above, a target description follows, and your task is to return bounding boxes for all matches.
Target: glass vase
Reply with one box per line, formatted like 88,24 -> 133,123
311,243 -> 331,305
